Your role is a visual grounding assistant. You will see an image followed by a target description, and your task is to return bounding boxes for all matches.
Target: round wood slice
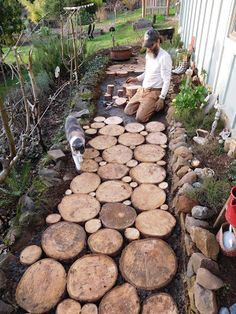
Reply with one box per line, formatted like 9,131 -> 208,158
56,299 -> 81,314
81,159 -> 98,173
124,228 -> 140,241
99,161 -> 107,166
130,145 -> 136,150
67,254 -> 118,302
131,184 -> 166,211
20,245 -> 42,265
130,181 -> 138,188
99,283 -> 140,314
58,194 -> 100,223
104,116 -> 123,125
140,131 -> 148,136
119,239 -> 177,290
142,293 -> 178,314
130,163 -> 166,184
123,200 -> 132,206
96,181 -> 132,203
88,228 -> 123,256
99,124 -> 125,136
125,122 -> 145,133
135,210 -> 176,238
81,303 -> 98,314
94,116 -> 106,122
85,128 -> 97,135
83,125 -> 90,130
126,159 -> 138,167
100,203 -> 137,230
84,148 -> 100,159
46,213 -> 61,225
42,222 -> 86,260
95,156 -> 103,163
118,133 -> 145,146
90,122 -> 105,129
145,121 -> 166,132
134,144 -> 165,162
103,145 -> 133,164
146,132 -> 168,145
159,182 -> 168,189
98,163 -> 129,180
16,258 -> 66,313
70,173 -> 101,194
65,189 -> 72,195
161,204 -> 169,211
157,160 -> 166,166
115,97 -> 127,107
85,219 -> 102,234
89,135 -> 117,150
122,176 -> 132,183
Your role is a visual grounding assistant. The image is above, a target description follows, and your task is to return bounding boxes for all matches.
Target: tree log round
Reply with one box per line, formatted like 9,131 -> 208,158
126,159 -> 138,167
83,148 -> 100,159
119,239 -> 177,290
130,182 -> 138,188
125,122 -> 145,133
85,128 -> 97,135
96,181 -> 132,203
70,173 -> 101,194
98,163 -> 129,180
99,283 -> 140,314
145,121 -> 166,132
107,84 -> 115,95
118,133 -> 145,146
65,189 -> 72,196
159,182 -> 168,189
130,163 -> 166,184
142,293 -> 178,314
124,228 -> 140,241
81,304 -> 98,314
85,219 -> 102,234
67,254 -> 118,302
80,159 -> 99,173
46,214 -> 61,225
115,97 -> 127,107
94,116 -> 106,122
42,222 -> 86,260
89,135 -> 117,150
102,145 -> 133,164
131,184 -> 166,211
16,258 -> 66,313
20,245 -> 42,265
90,122 -> 105,129
100,203 -> 137,230
58,194 -> 100,223
104,116 -> 123,125
99,161 -> 107,166
122,176 -> 132,183
146,132 -> 168,145
99,125 -> 125,136
134,144 -> 165,162
56,299 -> 81,314
83,125 -> 90,130
140,131 -> 148,136
123,200 -> 132,206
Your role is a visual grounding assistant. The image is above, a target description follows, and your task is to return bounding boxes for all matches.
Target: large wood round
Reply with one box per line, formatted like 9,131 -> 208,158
97,163 -> 129,180
131,184 -> 166,211
88,228 -> 123,256
56,299 -> 81,314
130,163 -> 166,184
146,132 -> 168,145
102,145 -> 133,164
81,159 -> 98,173
134,144 -> 165,162
70,173 -> 101,194
119,239 -> 177,290
118,133 -> 145,146
83,148 -> 100,159
20,245 -> 42,265
145,121 -> 166,132
100,203 -> 137,230
99,125 -> 125,136
104,116 -> 123,125
99,283 -> 140,314
125,123 -> 145,133
16,258 -> 66,313
42,222 -> 86,260
142,293 -> 178,314
67,254 -> 118,302
89,135 -> 117,150
96,181 -> 132,203
135,210 -> 176,238
58,194 -> 100,223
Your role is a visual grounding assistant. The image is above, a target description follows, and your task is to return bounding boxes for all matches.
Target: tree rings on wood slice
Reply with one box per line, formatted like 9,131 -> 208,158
83,148 -> 100,159
115,97 -> 127,107
124,228 -> 140,241
81,303 -> 98,314
85,128 -> 97,135
94,116 -> 105,122
157,160 -> 166,166
42,222 -> 86,260
146,121 -> 166,132
122,176 -> 132,183
142,293 -> 178,314
135,210 -> 176,238
98,163 -> 129,180
99,124 -> 125,136
58,194 -> 100,223
119,239 -> 177,290
67,254 -> 118,302
125,122 -> 145,133
130,163 -> 166,184
126,159 -> 138,167
85,219 -> 102,234
159,181 -> 168,189
89,135 -> 117,150
146,132 -> 168,145
80,159 -> 98,173
134,144 -> 165,162
96,181 -> 132,203
104,116 -> 123,125
56,299 -> 81,314
100,203 -> 137,230
118,133 -> 145,146
70,173 -> 101,194
90,122 -> 105,129
46,213 -> 61,225
88,228 -> 123,256
99,283 -> 140,314
103,145 -> 133,164
20,245 -> 42,265
16,258 -> 66,313
131,184 -> 166,211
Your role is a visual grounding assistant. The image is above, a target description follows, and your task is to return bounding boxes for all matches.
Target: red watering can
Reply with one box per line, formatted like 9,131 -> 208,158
226,186 -> 236,227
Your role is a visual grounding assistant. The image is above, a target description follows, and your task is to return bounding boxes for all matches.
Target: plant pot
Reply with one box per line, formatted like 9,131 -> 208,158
226,186 -> 236,227
110,46 -> 132,61
216,222 -> 236,257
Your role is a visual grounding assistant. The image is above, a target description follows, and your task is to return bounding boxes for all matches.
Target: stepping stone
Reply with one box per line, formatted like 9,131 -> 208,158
99,161 -> 107,166
70,173 -> 101,194
20,245 -> 42,265
118,133 -> 145,146
142,293 -> 178,314
94,116 -> 106,122
83,125 -> 90,130
89,192 -> 96,197
104,116 -> 123,125
126,159 -> 138,167
94,156 -> 103,163
145,121 -> 166,132
130,181 -> 138,188
90,122 -> 105,129
81,303 -> 98,314
98,163 -> 129,180
83,148 -> 100,159
125,122 -> 145,133
115,97 -> 127,107
146,132 -> 168,145
56,299 -> 81,314
85,128 -> 97,135
80,159 -> 98,173
134,144 -> 165,162
99,124 -> 125,136
46,213 -> 61,225
119,239 -> 177,290
96,181 -> 132,203
42,222 -> 86,260
125,228 -> 140,241
85,219 -> 102,234
47,149 -> 65,161
16,259 -> 66,313
157,160 -> 167,166
122,176 -> 132,183
130,163 -> 166,184
159,181 -> 168,189
67,254 -> 117,302
102,145 -> 133,164
89,135 -> 117,150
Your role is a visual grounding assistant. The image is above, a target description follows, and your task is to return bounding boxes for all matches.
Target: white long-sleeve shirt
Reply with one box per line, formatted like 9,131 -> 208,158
137,48 -> 172,98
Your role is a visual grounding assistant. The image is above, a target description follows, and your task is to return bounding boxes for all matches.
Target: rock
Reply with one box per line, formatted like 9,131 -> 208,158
219,307 -> 230,314
200,259 -> 220,276
178,183 -> 195,195
63,173 -> 74,181
194,167 -> 215,179
18,195 -> 35,213
196,268 -> 224,290
133,18 -> 152,30
177,166 -> 191,179
0,252 -> 16,271
185,215 -> 209,233
192,205 -> 215,220
184,234 -> 195,256
39,168 -> 60,178
174,195 -> 198,213
0,269 -> 7,289
190,253 -> 206,274
0,301 -> 14,314
187,259 -> 194,277
169,134 -> 186,146
177,172 -> 197,188
173,156 -> 190,173
191,159 -> 200,168
170,141 -> 188,152
19,211 -> 43,227
4,226 -> 22,245
230,304 -> 236,314
47,149 -> 66,161
174,146 -> 192,159
194,283 -> 218,314
166,106 -> 175,124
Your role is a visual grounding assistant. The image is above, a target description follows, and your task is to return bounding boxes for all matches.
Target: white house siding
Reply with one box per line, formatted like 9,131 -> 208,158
179,0 -> 236,136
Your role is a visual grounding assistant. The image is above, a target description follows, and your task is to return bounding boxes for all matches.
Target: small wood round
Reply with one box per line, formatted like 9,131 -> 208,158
117,89 -> 124,97
65,189 -> 72,195
56,299 -> 81,314
107,84 -> 115,95
90,122 -> 105,129
123,200 -> 132,206
89,192 -> 96,197
98,163 -> 129,180
85,219 -> 102,234
85,128 -> 97,135
83,125 -> 90,130
83,148 -> 100,159
146,132 -> 168,145
119,239 -> 177,290
89,135 -> 117,150
99,283 -> 140,314
70,173 -> 101,194
67,254 -> 118,302
46,213 -> 61,225
131,184 -> 166,211
161,144 -> 167,148
124,228 -> 140,241
95,156 -> 103,163
16,258 -> 66,313
104,116 -> 123,125
117,70 -> 128,77
130,163 -> 166,184
130,145 -> 136,150
20,245 -> 42,265
94,116 -> 106,122
105,93 -> 112,101
100,203 -> 137,230
126,159 -> 138,167
135,210 -> 176,238
81,159 -> 99,173
99,161 -> 107,166
146,121 -> 166,132
58,194 -> 100,223
81,304 -> 98,314
42,222 -> 86,260
88,228 -> 123,256
161,204 -> 169,211
122,176 -> 132,183
134,144 -> 165,162
125,123 -> 145,133
126,85 -> 140,98
130,181 -> 138,188
142,293 -> 178,314
159,182 -> 168,189
106,71 -> 116,76
99,124 -> 125,136
157,160 -> 166,166
103,145 -> 133,164
118,133 -> 145,146
115,97 -> 127,107
96,181 -> 132,203
140,131 -> 148,136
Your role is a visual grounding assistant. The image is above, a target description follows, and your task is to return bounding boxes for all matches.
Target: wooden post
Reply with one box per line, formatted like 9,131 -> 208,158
166,0 -> 170,16
142,0 -> 146,17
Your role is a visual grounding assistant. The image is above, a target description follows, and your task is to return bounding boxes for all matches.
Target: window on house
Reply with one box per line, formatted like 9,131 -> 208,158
229,4 -> 236,39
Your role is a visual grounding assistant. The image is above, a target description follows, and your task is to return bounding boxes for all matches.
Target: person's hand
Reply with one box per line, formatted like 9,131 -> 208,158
156,98 -> 165,111
126,77 -> 138,84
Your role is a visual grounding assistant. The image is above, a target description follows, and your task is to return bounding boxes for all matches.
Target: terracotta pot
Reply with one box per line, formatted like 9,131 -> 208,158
110,46 -> 132,61
226,186 -> 236,227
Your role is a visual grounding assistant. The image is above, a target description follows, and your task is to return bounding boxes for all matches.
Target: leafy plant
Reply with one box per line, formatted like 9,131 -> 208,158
19,0 -> 46,23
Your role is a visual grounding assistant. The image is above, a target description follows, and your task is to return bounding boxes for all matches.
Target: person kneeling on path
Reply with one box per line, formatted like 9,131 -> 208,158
124,28 -> 172,123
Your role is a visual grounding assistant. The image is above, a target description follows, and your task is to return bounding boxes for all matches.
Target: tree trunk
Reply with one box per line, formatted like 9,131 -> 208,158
166,0 -> 170,16
142,0 -> 146,17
